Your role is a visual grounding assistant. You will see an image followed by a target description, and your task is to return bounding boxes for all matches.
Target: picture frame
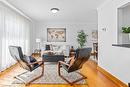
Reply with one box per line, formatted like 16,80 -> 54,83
92,30 -> 98,41
47,28 -> 66,42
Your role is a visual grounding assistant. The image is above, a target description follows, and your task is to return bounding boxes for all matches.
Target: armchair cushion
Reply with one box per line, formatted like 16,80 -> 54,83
23,55 -> 30,63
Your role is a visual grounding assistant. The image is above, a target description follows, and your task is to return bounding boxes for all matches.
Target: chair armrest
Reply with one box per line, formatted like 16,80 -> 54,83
58,61 -> 70,66
28,61 -> 44,65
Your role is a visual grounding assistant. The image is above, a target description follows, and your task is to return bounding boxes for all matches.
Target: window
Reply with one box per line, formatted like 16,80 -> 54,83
0,2 -> 31,71
118,2 -> 130,44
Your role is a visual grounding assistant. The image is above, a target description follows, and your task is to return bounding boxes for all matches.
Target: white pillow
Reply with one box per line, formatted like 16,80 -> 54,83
52,45 -> 59,51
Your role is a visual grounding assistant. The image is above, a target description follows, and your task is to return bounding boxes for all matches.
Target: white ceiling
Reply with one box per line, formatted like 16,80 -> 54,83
6,0 -> 106,23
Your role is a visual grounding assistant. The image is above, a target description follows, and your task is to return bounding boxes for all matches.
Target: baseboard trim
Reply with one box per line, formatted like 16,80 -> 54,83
0,63 -> 18,77
97,66 -> 128,87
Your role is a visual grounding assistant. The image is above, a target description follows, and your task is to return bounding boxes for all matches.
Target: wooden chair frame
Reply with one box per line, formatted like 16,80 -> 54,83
58,61 -> 87,85
15,60 -> 44,86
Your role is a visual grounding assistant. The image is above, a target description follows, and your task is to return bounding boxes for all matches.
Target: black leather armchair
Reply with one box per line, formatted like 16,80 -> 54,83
9,46 -> 44,85
58,48 -> 92,85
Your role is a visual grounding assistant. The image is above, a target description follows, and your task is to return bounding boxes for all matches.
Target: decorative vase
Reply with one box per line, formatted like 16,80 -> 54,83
122,33 -> 130,43
129,33 -> 130,40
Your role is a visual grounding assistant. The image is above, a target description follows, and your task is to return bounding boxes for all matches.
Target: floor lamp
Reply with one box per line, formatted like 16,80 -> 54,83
34,38 -> 41,58
36,38 -> 41,51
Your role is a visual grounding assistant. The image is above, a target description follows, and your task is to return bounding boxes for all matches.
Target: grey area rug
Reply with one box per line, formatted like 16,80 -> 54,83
13,63 -> 87,84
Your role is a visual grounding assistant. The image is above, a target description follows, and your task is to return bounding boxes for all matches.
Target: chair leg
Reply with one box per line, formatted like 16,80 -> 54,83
14,71 -> 28,84
15,64 -> 44,86
26,64 -> 44,86
71,72 -> 87,84
58,66 -> 87,86
59,75 -> 74,85
58,62 -> 61,76
58,63 -> 73,85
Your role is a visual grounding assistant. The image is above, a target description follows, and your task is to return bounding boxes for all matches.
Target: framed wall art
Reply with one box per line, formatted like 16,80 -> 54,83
47,28 -> 66,42
92,30 -> 98,41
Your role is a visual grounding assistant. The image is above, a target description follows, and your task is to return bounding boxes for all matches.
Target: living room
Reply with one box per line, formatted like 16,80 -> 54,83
0,0 -> 129,87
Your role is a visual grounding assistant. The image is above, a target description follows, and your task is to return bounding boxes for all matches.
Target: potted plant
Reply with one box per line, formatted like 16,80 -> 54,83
77,30 -> 87,48
122,26 -> 130,39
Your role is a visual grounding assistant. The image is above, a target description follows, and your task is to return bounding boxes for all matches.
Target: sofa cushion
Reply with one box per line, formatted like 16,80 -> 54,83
52,45 -> 63,54
52,45 -> 60,51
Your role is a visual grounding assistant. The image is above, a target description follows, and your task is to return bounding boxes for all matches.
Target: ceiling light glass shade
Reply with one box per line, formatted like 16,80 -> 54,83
51,8 -> 59,13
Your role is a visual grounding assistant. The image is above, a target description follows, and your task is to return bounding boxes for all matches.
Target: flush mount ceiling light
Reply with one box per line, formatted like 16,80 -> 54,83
51,8 -> 59,13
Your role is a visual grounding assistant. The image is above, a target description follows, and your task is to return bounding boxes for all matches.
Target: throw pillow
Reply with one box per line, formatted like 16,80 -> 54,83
53,45 -> 63,55
52,45 -> 59,51
45,45 -> 51,50
23,55 -> 38,67
45,44 -> 53,51
29,56 -> 38,67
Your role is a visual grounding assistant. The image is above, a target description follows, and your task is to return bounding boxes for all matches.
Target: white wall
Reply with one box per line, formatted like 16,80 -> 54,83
98,0 -> 130,84
31,22 -> 97,52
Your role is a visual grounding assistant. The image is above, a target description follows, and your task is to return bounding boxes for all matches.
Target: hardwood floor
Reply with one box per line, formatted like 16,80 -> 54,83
0,60 -> 120,87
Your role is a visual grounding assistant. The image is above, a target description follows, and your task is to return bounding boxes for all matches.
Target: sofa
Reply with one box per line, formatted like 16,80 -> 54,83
41,44 -> 70,62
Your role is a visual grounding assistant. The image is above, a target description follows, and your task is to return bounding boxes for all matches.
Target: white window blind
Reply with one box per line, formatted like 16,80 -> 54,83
0,2 -> 31,71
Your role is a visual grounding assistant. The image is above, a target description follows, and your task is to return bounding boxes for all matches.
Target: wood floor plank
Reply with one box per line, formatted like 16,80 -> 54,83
0,60 -> 121,87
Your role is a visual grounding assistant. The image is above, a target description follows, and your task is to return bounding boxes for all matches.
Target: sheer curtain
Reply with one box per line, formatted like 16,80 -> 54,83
0,2 -> 31,71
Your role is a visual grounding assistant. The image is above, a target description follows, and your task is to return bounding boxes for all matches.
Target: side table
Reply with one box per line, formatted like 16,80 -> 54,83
31,53 -> 41,58
31,49 -> 41,58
